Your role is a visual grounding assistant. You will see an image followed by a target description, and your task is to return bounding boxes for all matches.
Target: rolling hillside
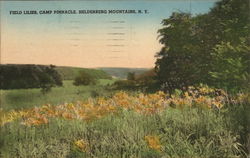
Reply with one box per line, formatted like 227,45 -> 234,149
55,66 -> 111,80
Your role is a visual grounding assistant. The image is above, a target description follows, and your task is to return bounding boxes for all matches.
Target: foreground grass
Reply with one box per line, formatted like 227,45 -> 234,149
0,79 -> 115,111
0,88 -> 249,157
0,108 -> 247,158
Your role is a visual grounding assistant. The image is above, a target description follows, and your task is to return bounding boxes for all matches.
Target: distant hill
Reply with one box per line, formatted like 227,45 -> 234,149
55,66 -> 111,80
99,67 -> 150,79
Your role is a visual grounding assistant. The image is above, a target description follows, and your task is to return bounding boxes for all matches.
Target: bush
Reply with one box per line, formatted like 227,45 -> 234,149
73,71 -> 97,86
127,72 -> 135,81
112,80 -> 138,90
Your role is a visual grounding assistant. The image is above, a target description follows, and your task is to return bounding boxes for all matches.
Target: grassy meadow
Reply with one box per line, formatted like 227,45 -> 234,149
0,79 -> 115,111
0,85 -> 249,157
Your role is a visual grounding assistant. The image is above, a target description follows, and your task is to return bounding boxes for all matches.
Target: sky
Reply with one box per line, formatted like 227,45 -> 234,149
0,0 -> 217,68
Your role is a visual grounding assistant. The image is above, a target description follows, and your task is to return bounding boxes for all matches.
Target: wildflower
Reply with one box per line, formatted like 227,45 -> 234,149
66,103 -> 75,110
212,101 -> 223,109
74,139 -> 89,152
0,110 -> 28,126
156,91 -> 165,97
97,97 -> 106,105
23,117 -> 48,126
237,93 -> 249,103
62,112 -> 74,120
145,135 -> 162,152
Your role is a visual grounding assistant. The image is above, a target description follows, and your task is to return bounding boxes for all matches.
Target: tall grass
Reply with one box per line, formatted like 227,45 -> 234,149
0,87 -> 250,158
0,91 -> 248,157
0,108 -> 246,158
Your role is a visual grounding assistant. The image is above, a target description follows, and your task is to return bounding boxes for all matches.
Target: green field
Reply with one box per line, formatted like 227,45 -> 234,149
0,79 -> 115,111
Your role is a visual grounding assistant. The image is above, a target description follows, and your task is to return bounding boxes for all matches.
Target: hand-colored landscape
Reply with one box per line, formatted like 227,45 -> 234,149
0,0 -> 249,157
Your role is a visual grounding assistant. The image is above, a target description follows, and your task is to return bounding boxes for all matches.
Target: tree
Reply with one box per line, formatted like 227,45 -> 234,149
73,71 -> 97,86
208,0 -> 250,92
155,0 -> 249,92
39,65 -> 63,94
209,39 -> 250,92
155,12 -> 203,92
127,72 -> 135,81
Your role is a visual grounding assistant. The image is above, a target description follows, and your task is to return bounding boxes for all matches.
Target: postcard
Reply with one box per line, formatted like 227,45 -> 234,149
0,0 -> 249,157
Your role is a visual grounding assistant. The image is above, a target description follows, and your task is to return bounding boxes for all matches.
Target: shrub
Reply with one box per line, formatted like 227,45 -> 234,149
73,71 -> 97,86
112,80 -> 138,90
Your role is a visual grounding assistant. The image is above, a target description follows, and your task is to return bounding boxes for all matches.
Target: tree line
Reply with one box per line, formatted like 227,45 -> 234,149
0,64 -> 62,92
